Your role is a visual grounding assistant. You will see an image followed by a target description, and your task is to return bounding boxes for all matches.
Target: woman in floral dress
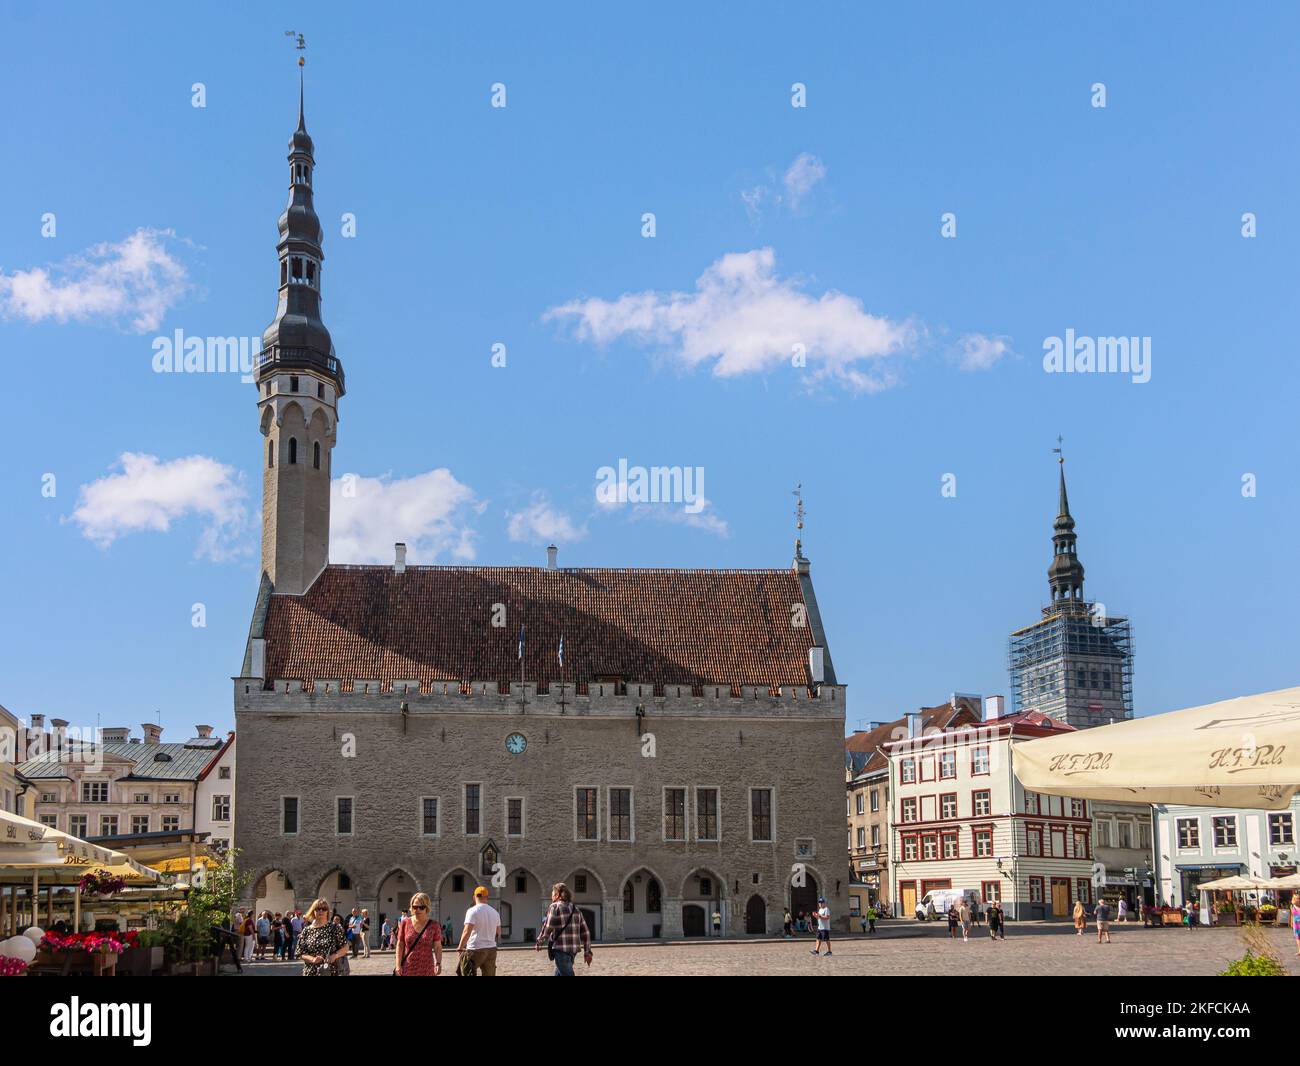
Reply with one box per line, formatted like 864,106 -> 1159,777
298,898 -> 349,976
395,892 -> 442,976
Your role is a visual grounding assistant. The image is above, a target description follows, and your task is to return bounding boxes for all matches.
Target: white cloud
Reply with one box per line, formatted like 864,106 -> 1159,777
546,247 -> 915,392
331,469 -> 478,564
70,453 -> 249,560
629,499 -> 730,537
506,496 -> 586,545
783,152 -> 827,209
955,333 -> 1012,371
0,228 -> 191,333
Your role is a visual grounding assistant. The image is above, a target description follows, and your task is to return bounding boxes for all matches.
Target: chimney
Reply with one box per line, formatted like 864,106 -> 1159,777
142,723 -> 163,745
30,713 -> 45,730
546,544 -> 558,570
394,542 -> 407,574
101,727 -> 130,744
51,718 -> 69,752
194,724 -> 213,739
906,712 -> 922,739
951,692 -> 984,717
985,695 -> 1006,721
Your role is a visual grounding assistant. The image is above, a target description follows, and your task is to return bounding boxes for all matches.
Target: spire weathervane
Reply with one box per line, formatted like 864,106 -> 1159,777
285,31 -> 307,126
792,482 -> 805,558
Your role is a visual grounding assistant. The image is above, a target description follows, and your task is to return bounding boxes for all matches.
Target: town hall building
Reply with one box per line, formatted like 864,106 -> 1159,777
233,81 -> 848,941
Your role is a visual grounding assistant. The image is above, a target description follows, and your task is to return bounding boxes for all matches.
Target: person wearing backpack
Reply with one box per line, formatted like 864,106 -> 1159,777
535,882 -> 592,976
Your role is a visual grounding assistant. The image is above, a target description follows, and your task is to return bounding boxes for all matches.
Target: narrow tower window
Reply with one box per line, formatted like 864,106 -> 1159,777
313,441 -> 321,470
280,261 -> 287,286
267,440 -> 274,468
289,438 -> 298,465
289,375 -> 299,393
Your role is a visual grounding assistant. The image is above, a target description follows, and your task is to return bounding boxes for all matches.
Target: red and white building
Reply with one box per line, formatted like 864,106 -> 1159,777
887,702 -> 1097,920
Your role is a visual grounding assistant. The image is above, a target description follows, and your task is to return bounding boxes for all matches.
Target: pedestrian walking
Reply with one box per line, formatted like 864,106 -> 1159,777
809,896 -> 833,956
958,900 -> 972,942
1290,896 -> 1300,957
456,886 -> 502,976
947,903 -> 959,939
1095,897 -> 1113,943
866,904 -> 877,934
255,910 -> 271,959
394,892 -> 442,976
288,909 -> 302,959
988,900 -> 1001,940
359,909 -> 372,957
380,917 -> 392,950
1073,899 -> 1086,935
298,898 -> 348,976
783,909 -> 793,938
241,912 -> 255,961
536,882 -> 593,976
1117,898 -> 1128,924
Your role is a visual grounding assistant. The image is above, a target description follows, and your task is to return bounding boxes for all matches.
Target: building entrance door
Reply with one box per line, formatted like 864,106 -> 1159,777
745,894 -> 766,934
682,904 -> 706,936
899,882 -> 917,918
1050,878 -> 1070,918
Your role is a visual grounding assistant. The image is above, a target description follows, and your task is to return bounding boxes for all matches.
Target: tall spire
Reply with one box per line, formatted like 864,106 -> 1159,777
1047,452 -> 1085,605
297,59 -> 306,132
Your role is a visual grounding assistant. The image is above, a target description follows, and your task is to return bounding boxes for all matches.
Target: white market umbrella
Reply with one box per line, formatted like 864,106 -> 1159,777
1014,685 -> 1300,810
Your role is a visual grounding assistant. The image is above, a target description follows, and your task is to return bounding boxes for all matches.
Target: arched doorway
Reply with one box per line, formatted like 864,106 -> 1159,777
437,868 -> 477,931
621,868 -> 664,939
567,868 -> 604,941
252,870 -> 295,915
317,869 -> 358,918
681,868 -> 724,937
500,868 -> 544,943
745,894 -> 767,934
376,869 -> 417,934
790,871 -> 819,932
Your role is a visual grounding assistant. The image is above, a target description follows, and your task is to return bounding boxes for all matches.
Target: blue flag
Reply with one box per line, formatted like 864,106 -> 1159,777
558,634 -> 565,668
518,624 -> 525,660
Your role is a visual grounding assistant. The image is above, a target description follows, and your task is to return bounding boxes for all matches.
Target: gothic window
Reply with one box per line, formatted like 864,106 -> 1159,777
267,439 -> 274,468
313,441 -> 321,470
288,437 -> 298,465
623,882 -> 634,913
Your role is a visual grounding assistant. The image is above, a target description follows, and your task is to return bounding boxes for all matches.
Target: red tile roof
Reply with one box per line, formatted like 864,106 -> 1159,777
845,698 -> 983,775
261,564 -> 821,694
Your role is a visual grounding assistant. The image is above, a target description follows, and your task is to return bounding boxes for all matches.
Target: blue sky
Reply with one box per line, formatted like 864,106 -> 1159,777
1,2 -> 1297,740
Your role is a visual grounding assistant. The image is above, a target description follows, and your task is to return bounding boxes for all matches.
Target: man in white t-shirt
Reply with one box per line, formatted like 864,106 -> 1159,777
809,897 -> 833,957
457,886 -> 502,976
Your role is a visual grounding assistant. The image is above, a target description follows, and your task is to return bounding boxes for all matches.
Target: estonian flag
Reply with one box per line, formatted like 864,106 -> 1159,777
558,634 -> 565,668
518,624 -> 525,661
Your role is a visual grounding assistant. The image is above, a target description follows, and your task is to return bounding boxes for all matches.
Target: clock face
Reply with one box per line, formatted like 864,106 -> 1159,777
505,733 -> 527,755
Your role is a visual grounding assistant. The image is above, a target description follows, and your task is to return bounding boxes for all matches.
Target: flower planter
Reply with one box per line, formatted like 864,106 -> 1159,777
92,952 -> 120,977
119,945 -> 165,977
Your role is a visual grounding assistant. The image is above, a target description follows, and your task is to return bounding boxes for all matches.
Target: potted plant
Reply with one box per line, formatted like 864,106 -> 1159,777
164,852 -> 248,976
0,957 -> 30,977
119,928 -> 166,976
39,931 -> 127,976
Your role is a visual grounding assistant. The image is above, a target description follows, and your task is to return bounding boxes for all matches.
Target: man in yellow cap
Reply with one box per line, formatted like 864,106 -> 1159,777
456,885 -> 502,976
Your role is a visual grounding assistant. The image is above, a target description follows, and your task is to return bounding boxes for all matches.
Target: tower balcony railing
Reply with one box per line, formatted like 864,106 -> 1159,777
254,346 -> 345,393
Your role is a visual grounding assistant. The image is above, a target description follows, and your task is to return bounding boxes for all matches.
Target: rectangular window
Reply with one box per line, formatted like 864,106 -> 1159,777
218,766 -> 231,779
902,834 -> 918,861
69,815 -> 87,837
39,814 -> 57,828
282,796 -> 299,835
1051,829 -> 1066,858
131,815 -> 149,834
751,788 -> 773,842
1070,798 -> 1086,819
870,789 -> 880,813
609,788 -> 632,841
336,796 -> 353,835
973,790 -> 991,817
901,798 -> 918,823
212,795 -> 230,821
100,815 -> 118,836
421,797 -> 439,836
1029,877 -> 1044,903
919,756 -> 935,782
575,788 -> 598,841
132,793 -> 150,804
981,880 -> 1001,903
857,827 -> 866,849
1026,825 -> 1043,857
1139,822 -> 1151,849
941,832 -> 958,859
855,793 -> 865,816
974,828 -> 993,857
1212,816 -> 1237,848
921,834 -> 938,861
1024,790 -> 1039,815
1073,829 -> 1089,859
664,788 -> 687,841
1076,878 -> 1091,905
1176,818 -> 1199,849
82,782 -> 108,804
900,758 -> 916,784
164,793 -> 181,804
507,797 -> 524,838
939,751 -> 957,780
1117,821 -> 1132,849
1097,821 -> 1112,847
971,747 -> 991,776
871,825 -> 880,848
161,815 -> 179,832
696,788 -> 718,842
464,784 -> 481,835
1269,813 -> 1295,847
940,793 -> 958,820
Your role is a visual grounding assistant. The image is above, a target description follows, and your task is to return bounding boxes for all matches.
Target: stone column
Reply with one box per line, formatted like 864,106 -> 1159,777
661,897 -> 684,939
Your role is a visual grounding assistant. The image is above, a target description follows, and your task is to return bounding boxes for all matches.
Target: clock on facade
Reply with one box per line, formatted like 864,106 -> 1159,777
505,733 -> 527,755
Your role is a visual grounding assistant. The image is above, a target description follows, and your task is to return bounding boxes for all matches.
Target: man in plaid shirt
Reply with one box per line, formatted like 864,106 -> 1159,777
535,882 -> 593,976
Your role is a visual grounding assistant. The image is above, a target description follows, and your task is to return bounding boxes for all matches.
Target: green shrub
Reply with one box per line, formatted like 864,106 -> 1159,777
1220,951 -> 1287,977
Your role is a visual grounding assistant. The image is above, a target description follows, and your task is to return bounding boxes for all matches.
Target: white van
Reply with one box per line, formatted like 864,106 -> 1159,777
915,888 -> 981,921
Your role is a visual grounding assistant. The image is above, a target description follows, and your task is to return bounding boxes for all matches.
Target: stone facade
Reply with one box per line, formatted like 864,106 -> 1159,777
234,680 -> 847,939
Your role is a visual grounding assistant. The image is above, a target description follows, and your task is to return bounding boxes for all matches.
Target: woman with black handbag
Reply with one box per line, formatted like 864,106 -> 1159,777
395,892 -> 442,976
298,898 -> 348,976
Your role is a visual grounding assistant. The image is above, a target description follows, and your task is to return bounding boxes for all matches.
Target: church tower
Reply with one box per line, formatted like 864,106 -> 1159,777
1008,456 -> 1134,729
256,67 -> 344,596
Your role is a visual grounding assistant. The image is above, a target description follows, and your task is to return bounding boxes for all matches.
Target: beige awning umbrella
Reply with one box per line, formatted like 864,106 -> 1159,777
1264,873 -> 1300,890
1196,875 -> 1269,892
0,810 -> 161,884
1014,685 -> 1300,810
